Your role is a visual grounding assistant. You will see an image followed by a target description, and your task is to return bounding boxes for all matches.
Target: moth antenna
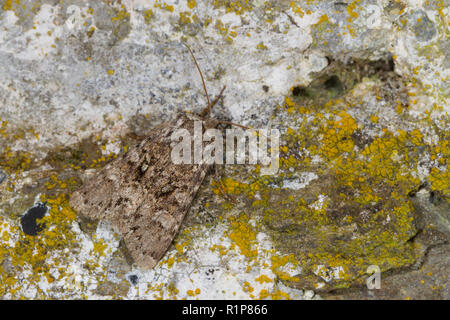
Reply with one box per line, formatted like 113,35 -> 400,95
217,120 -> 249,130
217,120 -> 271,140
184,43 -> 211,107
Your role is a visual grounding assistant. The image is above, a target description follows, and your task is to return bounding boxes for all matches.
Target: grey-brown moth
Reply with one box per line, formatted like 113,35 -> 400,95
69,45 -> 226,269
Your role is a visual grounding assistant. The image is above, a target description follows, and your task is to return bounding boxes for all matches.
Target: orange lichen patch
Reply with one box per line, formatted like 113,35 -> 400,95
228,214 -> 258,261
270,289 -> 291,300
1,0 -> 21,13
166,282 -> 179,299
175,240 -> 188,255
0,192 -> 79,298
179,10 -> 199,25
255,274 -> 273,284
285,97 -> 295,108
270,254 -> 300,282
44,174 -> 76,193
186,289 -> 195,296
0,119 -> 9,138
209,243 -> 229,256
143,9 -> 153,23
242,281 -> 254,293
289,1 -> 308,18
111,7 -> 130,22
213,177 -> 248,196
165,255 -> 175,268
429,167 -> 449,197
212,18 -> 240,43
154,0 -> 174,12
370,115 -> 379,123
409,129 -> 424,146
346,0 -> 362,21
316,14 -> 329,24
258,288 -> 270,299
213,0 -> 253,16
187,0 -> 196,10
92,235 -> 108,256
0,149 -> 34,174
318,111 -> 358,160
256,42 -> 268,50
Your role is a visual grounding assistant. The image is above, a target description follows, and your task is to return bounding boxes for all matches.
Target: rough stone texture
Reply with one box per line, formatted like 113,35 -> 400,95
327,243 -> 450,300
407,9 -> 436,42
0,0 -> 448,300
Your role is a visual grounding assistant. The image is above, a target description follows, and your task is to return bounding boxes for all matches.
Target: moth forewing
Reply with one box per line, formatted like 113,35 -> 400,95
69,113 -> 220,269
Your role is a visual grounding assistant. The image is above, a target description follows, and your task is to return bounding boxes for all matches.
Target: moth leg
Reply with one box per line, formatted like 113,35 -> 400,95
200,86 -> 226,118
214,166 -> 235,204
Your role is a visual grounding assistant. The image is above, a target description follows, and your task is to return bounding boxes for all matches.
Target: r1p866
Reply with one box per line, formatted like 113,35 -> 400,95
226,304 -> 268,315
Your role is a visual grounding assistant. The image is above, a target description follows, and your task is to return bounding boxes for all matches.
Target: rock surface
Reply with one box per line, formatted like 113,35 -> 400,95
0,0 -> 448,299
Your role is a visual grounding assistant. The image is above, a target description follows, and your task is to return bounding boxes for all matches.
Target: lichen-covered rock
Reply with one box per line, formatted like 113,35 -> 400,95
407,9 -> 436,42
0,0 -> 448,300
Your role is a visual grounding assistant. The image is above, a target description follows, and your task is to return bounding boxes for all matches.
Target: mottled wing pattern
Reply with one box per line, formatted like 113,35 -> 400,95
70,114 -> 215,268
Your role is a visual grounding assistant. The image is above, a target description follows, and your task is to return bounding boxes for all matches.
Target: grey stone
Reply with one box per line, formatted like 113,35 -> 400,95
423,0 -> 450,11
408,10 -> 436,42
0,169 -> 6,184
439,39 -> 450,69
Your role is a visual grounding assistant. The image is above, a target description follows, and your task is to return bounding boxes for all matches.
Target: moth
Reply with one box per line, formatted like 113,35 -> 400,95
70,45 -> 227,269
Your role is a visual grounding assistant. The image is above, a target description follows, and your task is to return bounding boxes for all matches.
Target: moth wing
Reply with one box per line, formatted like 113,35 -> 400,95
70,120 -> 175,221
120,159 -> 209,268
70,114 -> 212,269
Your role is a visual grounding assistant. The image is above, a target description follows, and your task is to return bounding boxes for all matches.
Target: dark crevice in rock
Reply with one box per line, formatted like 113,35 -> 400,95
21,202 -> 48,236
407,181 -> 428,197
291,85 -> 309,97
323,75 -> 343,91
291,54 -> 405,106
127,274 -> 139,286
